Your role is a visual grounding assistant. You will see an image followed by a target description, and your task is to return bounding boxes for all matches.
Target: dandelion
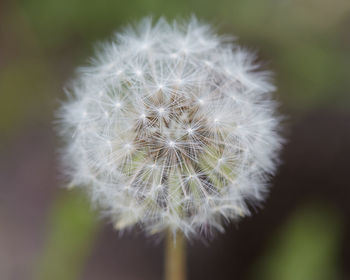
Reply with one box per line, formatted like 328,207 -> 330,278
57,17 -> 282,239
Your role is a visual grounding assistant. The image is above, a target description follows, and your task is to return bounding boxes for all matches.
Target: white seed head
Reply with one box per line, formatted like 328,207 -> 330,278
57,17 -> 283,238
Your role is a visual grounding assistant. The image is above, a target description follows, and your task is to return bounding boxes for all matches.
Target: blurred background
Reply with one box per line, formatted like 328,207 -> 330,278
1,0 -> 349,279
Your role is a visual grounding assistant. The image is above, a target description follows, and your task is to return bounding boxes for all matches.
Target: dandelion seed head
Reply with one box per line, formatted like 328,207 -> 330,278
57,17 -> 283,238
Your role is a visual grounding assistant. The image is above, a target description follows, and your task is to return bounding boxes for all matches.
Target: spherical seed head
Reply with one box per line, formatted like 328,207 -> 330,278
57,17 -> 283,237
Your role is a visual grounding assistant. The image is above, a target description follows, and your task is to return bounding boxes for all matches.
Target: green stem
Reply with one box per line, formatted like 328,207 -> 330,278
165,230 -> 186,280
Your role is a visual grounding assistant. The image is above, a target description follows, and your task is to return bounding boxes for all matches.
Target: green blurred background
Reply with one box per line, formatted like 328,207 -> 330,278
1,0 -> 349,279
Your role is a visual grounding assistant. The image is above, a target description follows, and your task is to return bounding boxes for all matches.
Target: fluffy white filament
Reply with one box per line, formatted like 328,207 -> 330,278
57,17 -> 283,237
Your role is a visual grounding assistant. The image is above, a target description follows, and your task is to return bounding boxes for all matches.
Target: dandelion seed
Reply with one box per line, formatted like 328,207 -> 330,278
135,69 -> 142,76
124,143 -> 132,149
168,141 -> 176,148
186,128 -> 193,135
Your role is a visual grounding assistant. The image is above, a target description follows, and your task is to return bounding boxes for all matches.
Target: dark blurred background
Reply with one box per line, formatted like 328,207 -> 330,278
1,0 -> 349,279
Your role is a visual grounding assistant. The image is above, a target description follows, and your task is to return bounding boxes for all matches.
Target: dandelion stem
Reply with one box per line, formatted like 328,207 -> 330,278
165,230 -> 186,280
